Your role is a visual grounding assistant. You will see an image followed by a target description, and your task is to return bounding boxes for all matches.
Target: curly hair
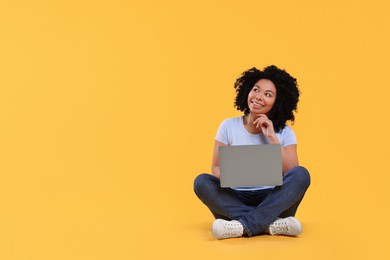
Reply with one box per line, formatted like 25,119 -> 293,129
234,65 -> 300,132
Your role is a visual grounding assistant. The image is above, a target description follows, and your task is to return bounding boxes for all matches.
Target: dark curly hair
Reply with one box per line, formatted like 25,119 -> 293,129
234,65 -> 300,132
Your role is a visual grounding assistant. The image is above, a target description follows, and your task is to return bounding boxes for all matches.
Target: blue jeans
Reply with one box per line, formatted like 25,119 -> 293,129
193,166 -> 311,236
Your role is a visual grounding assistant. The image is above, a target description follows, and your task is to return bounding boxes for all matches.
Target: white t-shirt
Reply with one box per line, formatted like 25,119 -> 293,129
215,116 -> 297,190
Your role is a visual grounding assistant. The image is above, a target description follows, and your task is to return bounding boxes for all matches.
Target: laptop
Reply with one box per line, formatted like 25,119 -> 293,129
219,144 -> 282,188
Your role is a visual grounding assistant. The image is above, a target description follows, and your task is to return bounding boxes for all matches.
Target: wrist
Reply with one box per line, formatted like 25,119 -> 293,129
268,134 -> 280,144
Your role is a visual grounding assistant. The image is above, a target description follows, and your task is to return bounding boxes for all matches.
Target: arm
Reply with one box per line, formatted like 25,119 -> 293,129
265,136 -> 299,173
253,115 -> 299,173
211,140 -> 228,178
280,144 -> 299,173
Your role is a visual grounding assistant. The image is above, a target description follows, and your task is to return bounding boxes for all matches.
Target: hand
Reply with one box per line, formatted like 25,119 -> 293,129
253,114 -> 278,142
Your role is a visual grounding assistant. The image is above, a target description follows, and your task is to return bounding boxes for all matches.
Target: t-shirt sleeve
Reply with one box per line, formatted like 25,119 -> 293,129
215,119 -> 229,145
281,127 -> 297,147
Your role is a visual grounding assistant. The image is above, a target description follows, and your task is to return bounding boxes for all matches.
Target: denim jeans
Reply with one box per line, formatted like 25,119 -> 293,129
193,166 -> 310,236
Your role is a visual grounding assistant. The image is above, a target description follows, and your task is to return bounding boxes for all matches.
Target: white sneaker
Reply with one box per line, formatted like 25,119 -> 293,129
269,217 -> 303,236
211,219 -> 244,239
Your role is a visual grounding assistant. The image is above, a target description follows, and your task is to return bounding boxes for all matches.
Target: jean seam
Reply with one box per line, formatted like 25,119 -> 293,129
238,218 -> 252,237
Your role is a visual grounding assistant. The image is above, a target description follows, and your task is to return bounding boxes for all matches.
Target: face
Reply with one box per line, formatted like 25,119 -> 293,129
247,79 -> 277,115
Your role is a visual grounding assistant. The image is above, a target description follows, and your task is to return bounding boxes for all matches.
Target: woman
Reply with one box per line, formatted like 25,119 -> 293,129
194,65 -> 311,240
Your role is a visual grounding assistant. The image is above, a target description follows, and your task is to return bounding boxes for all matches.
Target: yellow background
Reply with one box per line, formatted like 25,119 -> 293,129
0,0 -> 389,259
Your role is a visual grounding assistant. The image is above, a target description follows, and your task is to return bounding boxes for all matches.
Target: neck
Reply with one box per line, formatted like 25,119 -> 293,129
243,114 -> 262,134
244,113 -> 258,125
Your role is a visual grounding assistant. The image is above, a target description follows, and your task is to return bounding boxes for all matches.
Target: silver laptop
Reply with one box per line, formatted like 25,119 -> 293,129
219,144 -> 282,188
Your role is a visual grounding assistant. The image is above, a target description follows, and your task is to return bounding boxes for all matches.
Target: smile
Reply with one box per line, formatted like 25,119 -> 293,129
251,101 -> 264,108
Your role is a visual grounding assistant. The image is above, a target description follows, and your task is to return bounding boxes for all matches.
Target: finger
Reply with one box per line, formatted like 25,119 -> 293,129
257,118 -> 266,128
260,118 -> 269,126
253,117 -> 264,125
255,118 -> 265,127
261,122 -> 269,130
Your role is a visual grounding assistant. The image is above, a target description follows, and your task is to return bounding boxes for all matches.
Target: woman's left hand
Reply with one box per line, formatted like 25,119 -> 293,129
253,114 -> 278,142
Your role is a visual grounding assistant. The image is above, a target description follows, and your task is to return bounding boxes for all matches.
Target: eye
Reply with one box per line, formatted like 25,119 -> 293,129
253,88 -> 259,93
265,93 -> 272,97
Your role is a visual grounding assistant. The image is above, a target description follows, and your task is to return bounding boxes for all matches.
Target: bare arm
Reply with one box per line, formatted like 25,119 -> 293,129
253,115 -> 299,173
211,140 -> 228,178
280,144 -> 299,173
258,136 -> 299,173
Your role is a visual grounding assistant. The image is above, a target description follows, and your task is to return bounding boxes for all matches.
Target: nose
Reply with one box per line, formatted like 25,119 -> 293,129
255,92 -> 263,101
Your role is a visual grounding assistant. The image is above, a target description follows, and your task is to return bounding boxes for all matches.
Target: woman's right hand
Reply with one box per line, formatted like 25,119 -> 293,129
211,140 -> 228,178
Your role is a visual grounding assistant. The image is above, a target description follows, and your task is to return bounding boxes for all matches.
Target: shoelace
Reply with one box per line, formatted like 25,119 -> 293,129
272,222 -> 290,233
221,223 -> 242,235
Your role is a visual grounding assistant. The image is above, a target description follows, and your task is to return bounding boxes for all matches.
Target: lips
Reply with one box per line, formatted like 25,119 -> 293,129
251,101 -> 264,108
